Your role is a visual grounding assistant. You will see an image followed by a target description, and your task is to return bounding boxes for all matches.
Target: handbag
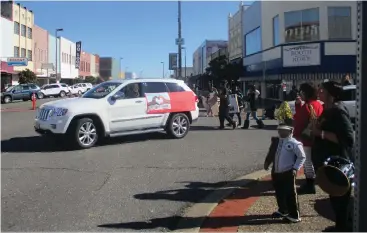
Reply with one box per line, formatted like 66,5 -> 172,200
301,104 -> 317,140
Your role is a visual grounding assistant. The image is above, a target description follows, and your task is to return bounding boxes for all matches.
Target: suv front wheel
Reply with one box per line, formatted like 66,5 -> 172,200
166,113 -> 190,139
68,118 -> 99,149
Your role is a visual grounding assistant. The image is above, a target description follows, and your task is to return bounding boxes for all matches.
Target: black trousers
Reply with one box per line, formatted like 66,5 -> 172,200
272,170 -> 300,218
219,107 -> 234,128
329,188 -> 352,231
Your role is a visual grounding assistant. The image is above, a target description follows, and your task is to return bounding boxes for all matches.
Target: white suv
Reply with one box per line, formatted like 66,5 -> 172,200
74,83 -> 93,93
37,83 -> 70,99
34,79 -> 200,149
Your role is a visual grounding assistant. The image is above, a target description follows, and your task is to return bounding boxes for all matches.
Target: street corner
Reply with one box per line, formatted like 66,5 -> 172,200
175,169 -> 335,233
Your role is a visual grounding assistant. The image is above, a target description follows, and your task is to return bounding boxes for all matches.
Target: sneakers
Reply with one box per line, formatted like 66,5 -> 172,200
284,215 -> 302,223
272,211 -> 288,218
232,121 -> 237,129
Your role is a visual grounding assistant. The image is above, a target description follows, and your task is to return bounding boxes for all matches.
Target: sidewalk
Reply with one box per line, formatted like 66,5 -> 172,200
178,169 -> 335,232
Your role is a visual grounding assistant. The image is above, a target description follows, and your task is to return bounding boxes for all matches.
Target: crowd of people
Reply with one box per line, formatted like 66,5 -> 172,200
265,81 -> 354,232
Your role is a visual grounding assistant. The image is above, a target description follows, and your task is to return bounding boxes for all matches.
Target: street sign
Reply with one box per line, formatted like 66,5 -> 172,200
169,53 -> 178,70
175,38 -> 185,45
7,57 -> 28,66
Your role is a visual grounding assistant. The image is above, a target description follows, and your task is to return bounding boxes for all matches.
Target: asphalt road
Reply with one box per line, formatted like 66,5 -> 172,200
1,110 -> 278,232
1,97 -> 64,111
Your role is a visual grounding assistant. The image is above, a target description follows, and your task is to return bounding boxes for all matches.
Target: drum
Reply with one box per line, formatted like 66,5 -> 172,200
316,156 -> 355,197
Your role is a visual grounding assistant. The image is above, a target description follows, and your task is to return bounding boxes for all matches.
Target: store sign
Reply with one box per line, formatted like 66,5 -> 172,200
283,43 -> 320,67
7,57 -> 28,66
169,53 -> 178,70
75,41 -> 82,69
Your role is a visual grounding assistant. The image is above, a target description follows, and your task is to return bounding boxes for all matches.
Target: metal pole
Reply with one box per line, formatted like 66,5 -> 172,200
178,1 -> 182,80
161,62 -> 164,78
120,57 -> 123,79
55,30 -> 58,83
184,48 -> 187,81
354,1 -> 367,232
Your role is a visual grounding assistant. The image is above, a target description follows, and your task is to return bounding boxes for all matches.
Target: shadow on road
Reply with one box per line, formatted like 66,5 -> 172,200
1,133 -> 169,153
190,124 -> 278,131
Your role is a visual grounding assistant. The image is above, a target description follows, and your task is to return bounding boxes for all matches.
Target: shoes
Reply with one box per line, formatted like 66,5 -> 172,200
241,120 -> 250,129
322,226 -> 338,232
284,215 -> 302,223
256,119 -> 265,129
297,178 -> 316,195
219,126 -> 225,130
232,121 -> 237,129
272,211 -> 288,218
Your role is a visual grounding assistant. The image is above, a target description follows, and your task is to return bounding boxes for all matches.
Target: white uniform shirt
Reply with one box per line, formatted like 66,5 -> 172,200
273,136 -> 306,173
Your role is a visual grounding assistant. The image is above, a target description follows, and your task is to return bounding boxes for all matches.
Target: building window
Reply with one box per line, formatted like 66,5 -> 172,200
328,7 -> 352,40
21,24 -> 26,37
62,53 -> 65,63
69,54 -> 71,64
245,27 -> 262,56
273,15 -> 280,46
14,46 -> 19,57
40,49 -> 43,62
27,27 -> 32,39
284,8 -> 320,43
27,50 -> 32,61
21,48 -> 26,58
14,22 -> 20,34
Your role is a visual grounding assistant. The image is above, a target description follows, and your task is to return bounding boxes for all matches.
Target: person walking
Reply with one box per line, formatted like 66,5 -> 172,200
205,85 -> 218,117
293,83 -> 323,194
227,85 -> 244,126
341,74 -> 352,86
311,81 -> 354,232
242,85 -> 265,129
218,83 -> 237,129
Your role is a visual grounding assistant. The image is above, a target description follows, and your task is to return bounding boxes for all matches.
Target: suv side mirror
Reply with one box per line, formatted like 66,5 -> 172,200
111,92 -> 125,101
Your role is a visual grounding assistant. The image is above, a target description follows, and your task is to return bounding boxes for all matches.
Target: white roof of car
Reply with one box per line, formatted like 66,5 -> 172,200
105,78 -> 184,84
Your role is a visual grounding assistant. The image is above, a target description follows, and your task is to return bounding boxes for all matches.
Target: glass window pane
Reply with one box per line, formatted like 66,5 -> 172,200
245,27 -> 262,56
284,10 -> 302,43
273,15 -> 280,46
302,8 -> 320,41
328,7 -> 352,39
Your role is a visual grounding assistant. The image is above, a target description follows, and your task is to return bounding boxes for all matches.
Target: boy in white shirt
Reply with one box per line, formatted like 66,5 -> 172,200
264,123 -> 306,223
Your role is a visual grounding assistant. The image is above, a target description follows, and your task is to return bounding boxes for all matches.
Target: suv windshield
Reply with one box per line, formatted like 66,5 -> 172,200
82,82 -> 122,99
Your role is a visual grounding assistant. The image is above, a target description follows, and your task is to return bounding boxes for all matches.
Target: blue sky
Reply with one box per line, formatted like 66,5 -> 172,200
21,1 -> 249,78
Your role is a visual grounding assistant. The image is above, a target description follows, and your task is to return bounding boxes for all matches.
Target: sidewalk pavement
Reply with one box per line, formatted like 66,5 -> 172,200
177,169 -> 335,232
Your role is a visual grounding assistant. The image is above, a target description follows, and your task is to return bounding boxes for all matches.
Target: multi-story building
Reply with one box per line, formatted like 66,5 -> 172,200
12,2 -> 34,72
79,51 -> 91,78
1,13 -> 15,89
228,2 -> 249,64
90,54 -> 99,77
192,40 -> 228,75
240,1 -> 357,99
94,54 -> 100,78
99,57 -> 120,80
59,36 -> 78,82
47,34 -> 60,80
33,25 -> 50,81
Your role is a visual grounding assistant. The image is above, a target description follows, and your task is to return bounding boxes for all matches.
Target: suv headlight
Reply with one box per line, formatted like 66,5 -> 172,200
50,108 -> 68,117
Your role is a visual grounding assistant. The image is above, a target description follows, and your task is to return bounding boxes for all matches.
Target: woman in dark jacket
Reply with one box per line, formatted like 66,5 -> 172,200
241,85 -> 264,129
311,81 -> 354,232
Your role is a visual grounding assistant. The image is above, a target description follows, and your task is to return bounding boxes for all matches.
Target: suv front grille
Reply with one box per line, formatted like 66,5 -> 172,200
38,108 -> 53,121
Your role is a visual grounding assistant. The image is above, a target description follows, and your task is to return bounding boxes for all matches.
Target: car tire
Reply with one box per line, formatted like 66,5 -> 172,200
37,93 -> 44,99
78,90 -> 82,95
59,91 -> 66,98
166,113 -> 190,139
3,95 -> 12,104
68,118 -> 98,149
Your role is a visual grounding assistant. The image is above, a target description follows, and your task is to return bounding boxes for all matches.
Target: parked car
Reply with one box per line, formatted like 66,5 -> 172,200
69,84 -> 83,96
1,83 -> 41,104
74,83 -> 93,93
37,83 -> 70,99
34,78 -> 200,149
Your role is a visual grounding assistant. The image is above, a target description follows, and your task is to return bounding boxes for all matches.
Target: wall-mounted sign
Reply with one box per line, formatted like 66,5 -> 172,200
75,41 -> 82,69
169,53 -> 178,70
175,38 -> 185,45
283,43 -> 320,67
7,57 -> 28,66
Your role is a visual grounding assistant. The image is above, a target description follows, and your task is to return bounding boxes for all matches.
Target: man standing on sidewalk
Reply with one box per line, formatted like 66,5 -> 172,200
218,82 -> 237,129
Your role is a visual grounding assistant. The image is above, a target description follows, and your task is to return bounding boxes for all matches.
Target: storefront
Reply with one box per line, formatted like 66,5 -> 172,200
1,61 -> 15,90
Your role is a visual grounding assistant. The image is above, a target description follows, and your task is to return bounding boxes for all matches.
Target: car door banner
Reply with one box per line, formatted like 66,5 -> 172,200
75,41 -> 82,69
145,91 -> 196,114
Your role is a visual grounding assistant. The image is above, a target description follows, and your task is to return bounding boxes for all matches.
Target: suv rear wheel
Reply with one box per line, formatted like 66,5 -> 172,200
59,91 -> 66,97
166,113 -> 190,139
3,95 -> 12,104
68,118 -> 98,149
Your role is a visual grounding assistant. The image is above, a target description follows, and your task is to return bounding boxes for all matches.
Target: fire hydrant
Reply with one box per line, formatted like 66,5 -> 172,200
31,93 -> 36,110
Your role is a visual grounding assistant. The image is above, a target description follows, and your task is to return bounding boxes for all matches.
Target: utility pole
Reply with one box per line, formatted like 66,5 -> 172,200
55,28 -> 63,83
178,1 -> 182,80
161,62 -> 165,78
354,1 -> 367,232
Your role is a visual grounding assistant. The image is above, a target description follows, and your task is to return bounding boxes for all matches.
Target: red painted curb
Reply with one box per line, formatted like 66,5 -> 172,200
200,168 -> 304,232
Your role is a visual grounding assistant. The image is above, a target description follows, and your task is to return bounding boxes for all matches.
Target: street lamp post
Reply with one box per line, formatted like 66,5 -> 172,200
55,28 -> 63,83
161,62 -> 165,78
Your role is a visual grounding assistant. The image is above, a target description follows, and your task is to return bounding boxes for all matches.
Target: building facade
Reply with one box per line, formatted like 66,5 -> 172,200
90,54 -> 99,77
1,15 -> 15,88
228,2 -> 249,63
12,2 -> 34,72
99,57 -> 120,80
59,37 -> 78,81
240,1 -> 357,99
79,51 -> 91,78
47,34 -> 60,79
192,40 -> 228,75
33,25 -> 49,78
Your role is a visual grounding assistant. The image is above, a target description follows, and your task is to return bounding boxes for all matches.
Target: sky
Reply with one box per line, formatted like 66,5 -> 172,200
19,1 -> 251,78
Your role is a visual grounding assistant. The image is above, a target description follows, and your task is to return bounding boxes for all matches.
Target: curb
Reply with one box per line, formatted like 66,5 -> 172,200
1,108 -> 35,112
174,169 -> 270,232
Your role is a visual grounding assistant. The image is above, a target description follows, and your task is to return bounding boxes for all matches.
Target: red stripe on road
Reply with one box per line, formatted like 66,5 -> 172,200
199,168 -> 304,232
